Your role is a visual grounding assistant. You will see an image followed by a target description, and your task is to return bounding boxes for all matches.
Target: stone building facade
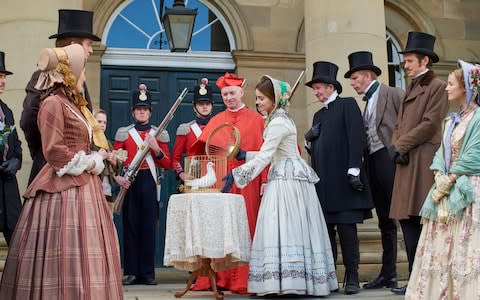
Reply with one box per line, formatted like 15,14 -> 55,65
1,0 -> 479,191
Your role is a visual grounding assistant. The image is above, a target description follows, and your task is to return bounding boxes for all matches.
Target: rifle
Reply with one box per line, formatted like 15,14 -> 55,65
113,87 -> 188,214
289,70 -> 304,99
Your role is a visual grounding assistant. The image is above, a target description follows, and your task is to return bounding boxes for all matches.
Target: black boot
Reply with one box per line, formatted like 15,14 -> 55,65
337,224 -> 360,295
344,271 -> 360,295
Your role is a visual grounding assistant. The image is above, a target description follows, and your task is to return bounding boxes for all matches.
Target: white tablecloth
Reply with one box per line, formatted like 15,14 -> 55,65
163,193 -> 251,271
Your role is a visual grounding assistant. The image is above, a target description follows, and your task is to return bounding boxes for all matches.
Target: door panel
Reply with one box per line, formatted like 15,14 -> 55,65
101,66 -> 228,267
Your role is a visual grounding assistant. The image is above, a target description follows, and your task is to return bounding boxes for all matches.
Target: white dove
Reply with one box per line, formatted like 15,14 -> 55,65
184,161 -> 217,189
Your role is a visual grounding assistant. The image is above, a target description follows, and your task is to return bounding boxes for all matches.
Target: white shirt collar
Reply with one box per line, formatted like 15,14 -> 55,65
227,103 -> 245,112
323,91 -> 339,108
413,68 -> 429,79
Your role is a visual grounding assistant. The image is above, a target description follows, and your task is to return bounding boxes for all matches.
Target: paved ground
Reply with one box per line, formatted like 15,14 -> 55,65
123,283 -> 406,299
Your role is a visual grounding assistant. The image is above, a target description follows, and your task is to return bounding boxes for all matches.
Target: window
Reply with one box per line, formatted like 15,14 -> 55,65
105,0 -> 231,52
386,33 -> 405,89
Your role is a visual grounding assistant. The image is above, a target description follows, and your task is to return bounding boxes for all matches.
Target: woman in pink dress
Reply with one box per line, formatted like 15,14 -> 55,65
0,44 -> 123,299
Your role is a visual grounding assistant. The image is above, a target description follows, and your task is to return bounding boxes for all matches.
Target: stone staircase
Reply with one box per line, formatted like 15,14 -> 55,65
0,219 -> 409,282
339,217 -> 409,282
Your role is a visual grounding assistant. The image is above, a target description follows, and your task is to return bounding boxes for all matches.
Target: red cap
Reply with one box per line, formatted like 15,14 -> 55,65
216,72 -> 245,90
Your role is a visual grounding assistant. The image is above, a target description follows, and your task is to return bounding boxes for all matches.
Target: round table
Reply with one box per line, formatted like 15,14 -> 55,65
164,193 -> 251,299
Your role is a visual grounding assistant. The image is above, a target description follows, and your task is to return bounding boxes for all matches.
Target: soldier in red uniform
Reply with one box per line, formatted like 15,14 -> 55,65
190,73 -> 265,294
113,84 -> 171,286
172,78 -> 213,184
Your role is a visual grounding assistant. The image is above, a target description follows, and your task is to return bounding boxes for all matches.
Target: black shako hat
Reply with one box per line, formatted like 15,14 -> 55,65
132,84 -> 152,110
193,78 -> 213,104
399,31 -> 439,63
305,61 -> 342,94
0,52 -> 13,75
344,51 -> 382,78
49,9 -> 101,41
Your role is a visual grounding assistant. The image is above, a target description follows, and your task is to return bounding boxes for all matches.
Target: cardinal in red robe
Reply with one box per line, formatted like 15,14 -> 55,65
189,72 -> 265,294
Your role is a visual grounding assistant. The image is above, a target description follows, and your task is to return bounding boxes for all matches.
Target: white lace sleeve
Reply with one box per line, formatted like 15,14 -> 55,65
56,150 -> 105,177
232,122 -> 288,188
86,152 -> 105,175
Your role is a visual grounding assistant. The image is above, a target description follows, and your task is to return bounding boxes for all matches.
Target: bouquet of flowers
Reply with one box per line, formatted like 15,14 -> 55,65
0,124 -> 15,146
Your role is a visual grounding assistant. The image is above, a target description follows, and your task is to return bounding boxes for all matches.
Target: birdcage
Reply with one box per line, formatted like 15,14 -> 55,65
182,155 -> 227,193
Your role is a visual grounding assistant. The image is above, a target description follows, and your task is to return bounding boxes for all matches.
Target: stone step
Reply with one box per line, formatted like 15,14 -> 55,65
0,226 -> 409,280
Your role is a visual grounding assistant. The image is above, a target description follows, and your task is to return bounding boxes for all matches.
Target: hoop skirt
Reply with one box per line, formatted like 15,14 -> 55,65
232,109 -> 338,295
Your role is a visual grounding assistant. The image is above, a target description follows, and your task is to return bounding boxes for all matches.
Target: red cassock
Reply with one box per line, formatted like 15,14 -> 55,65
189,107 -> 265,294
171,120 -> 206,174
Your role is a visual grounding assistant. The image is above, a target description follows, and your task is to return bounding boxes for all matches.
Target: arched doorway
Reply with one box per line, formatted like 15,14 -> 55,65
100,0 -> 237,268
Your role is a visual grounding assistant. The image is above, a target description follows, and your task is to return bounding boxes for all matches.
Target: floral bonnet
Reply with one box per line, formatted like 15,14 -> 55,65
458,59 -> 480,105
260,75 -> 292,110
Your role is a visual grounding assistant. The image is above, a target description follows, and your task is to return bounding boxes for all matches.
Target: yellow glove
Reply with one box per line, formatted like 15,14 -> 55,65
436,174 -> 454,194
431,174 -> 454,204
431,188 -> 445,203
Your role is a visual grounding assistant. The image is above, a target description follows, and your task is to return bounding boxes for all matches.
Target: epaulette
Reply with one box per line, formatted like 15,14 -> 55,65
114,124 -> 134,142
176,120 -> 195,136
151,126 -> 170,143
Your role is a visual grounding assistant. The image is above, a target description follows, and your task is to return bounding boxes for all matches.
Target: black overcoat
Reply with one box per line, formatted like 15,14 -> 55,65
0,99 -> 22,235
309,96 -> 373,220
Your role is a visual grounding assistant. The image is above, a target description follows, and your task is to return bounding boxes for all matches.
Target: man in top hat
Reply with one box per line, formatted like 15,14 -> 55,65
0,52 -> 22,246
20,9 -> 100,184
189,72 -> 265,294
113,84 -> 171,286
388,31 -> 448,295
345,51 -> 404,290
304,61 -> 373,295
172,78 -> 215,186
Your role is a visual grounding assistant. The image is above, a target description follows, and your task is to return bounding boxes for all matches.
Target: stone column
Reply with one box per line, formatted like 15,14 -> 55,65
304,0 -> 388,121
304,1 -> 409,281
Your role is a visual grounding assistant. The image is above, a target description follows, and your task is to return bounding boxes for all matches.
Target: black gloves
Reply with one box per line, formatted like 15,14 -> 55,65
305,124 -> 321,142
394,152 -> 409,165
1,158 -> 20,176
221,173 -> 234,193
235,149 -> 246,161
348,174 -> 364,192
156,150 -> 164,160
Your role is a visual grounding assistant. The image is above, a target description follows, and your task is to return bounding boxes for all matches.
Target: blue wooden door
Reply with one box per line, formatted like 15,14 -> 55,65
100,66 -> 228,267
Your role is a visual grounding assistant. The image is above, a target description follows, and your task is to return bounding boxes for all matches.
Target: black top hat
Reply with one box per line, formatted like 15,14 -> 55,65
399,31 -> 439,63
344,51 -> 382,78
305,61 -> 342,94
0,52 -> 13,75
132,84 -> 152,110
49,9 -> 101,41
193,78 -> 213,104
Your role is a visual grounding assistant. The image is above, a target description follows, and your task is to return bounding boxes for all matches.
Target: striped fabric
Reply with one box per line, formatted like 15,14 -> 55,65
0,175 -> 123,299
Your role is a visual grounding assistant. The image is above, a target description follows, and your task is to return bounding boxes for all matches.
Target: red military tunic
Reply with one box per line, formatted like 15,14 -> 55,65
189,106 -> 265,294
171,120 -> 206,175
113,124 -> 171,280
113,124 -> 171,169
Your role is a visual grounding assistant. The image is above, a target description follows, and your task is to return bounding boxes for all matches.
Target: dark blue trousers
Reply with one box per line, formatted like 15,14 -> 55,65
122,169 -> 158,279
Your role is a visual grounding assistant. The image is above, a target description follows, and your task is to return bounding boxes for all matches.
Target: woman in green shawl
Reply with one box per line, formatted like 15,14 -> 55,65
406,60 -> 480,299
